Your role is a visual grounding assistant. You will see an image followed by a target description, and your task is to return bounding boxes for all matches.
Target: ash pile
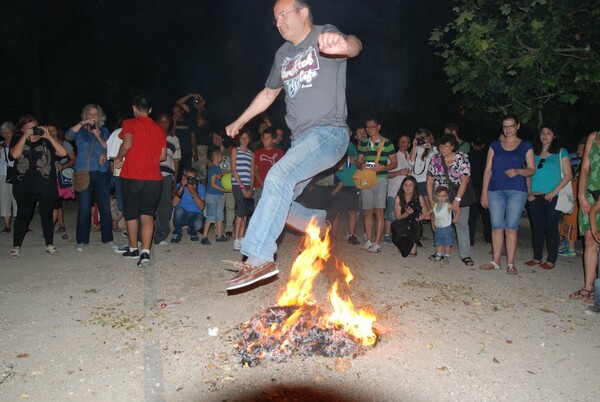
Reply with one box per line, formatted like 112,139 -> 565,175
235,305 -> 376,366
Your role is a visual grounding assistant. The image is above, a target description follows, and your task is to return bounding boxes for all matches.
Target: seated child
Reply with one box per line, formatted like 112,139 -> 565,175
171,169 -> 206,243
428,186 -> 460,264
202,147 -> 230,245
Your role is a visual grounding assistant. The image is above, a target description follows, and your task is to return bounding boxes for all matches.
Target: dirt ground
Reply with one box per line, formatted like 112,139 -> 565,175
1,201 -> 599,402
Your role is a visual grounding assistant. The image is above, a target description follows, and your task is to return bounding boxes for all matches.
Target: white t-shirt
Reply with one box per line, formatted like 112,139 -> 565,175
433,201 -> 452,229
410,146 -> 436,183
387,150 -> 410,197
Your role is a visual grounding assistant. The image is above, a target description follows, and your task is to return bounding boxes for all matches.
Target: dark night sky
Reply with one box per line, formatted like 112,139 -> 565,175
1,0 -> 477,138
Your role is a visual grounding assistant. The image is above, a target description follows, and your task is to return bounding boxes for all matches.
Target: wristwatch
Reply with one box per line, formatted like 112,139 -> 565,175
455,196 -> 462,202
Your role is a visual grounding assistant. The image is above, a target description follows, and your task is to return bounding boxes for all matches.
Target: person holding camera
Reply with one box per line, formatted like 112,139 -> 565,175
8,115 -> 67,259
66,103 -> 117,252
171,168 -> 206,243
176,92 -> 211,182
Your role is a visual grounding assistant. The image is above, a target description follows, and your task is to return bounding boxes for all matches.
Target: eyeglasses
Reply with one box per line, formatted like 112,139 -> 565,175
537,158 -> 546,169
502,124 -> 517,130
273,8 -> 300,25
366,125 -> 378,129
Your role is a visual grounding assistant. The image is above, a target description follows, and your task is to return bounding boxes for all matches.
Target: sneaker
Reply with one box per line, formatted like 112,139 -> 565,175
442,256 -> 451,264
75,243 -> 84,252
190,234 -> 200,241
362,240 -> 373,251
137,252 -> 150,266
383,233 -> 393,245
123,248 -> 140,259
9,247 -> 20,260
45,245 -> 59,255
558,237 -> 568,253
429,253 -> 442,262
585,305 -> 600,316
121,231 -> 128,238
559,249 -> 577,257
171,234 -> 182,243
215,235 -> 228,242
368,243 -> 382,253
233,239 -> 241,251
157,240 -> 169,246
115,244 -> 129,254
201,237 -> 211,245
226,261 -> 280,290
347,235 -> 360,245
105,241 -> 120,251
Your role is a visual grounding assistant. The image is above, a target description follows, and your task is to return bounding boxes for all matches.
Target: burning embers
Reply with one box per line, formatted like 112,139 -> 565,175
235,219 -> 378,366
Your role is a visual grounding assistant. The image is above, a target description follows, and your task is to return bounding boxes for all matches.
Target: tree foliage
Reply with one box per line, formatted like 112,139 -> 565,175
430,0 -> 600,125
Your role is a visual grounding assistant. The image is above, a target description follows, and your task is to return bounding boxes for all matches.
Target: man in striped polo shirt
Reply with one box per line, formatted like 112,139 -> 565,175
357,118 -> 397,253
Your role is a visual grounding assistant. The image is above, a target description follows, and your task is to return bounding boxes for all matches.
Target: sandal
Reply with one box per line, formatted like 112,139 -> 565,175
462,257 -> 474,266
480,261 -> 500,270
539,262 -> 555,270
45,245 -> 59,255
55,226 -> 66,234
584,291 -> 595,304
506,264 -> 518,275
569,289 -> 593,300
9,247 -> 20,260
1,227 -> 10,234
524,260 -> 541,267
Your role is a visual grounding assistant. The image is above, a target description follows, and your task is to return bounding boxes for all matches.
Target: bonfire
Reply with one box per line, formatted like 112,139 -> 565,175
235,219 -> 378,366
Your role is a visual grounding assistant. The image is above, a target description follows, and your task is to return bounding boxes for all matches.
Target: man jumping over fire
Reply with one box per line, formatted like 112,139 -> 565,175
224,0 -> 362,290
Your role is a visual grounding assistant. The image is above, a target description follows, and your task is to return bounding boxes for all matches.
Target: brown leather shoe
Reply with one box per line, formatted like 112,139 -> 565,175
539,262 -> 555,270
524,260 -> 541,267
226,261 -> 279,290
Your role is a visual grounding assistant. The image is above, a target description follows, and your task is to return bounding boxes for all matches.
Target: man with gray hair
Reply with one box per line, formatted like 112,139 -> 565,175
225,0 -> 362,290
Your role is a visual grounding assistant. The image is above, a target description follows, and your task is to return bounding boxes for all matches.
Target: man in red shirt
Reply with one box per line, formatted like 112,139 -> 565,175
115,95 -> 167,265
253,128 -> 284,204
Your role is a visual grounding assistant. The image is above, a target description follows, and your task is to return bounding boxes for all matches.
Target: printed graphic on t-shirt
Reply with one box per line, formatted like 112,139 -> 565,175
281,47 -> 320,98
259,152 -> 281,165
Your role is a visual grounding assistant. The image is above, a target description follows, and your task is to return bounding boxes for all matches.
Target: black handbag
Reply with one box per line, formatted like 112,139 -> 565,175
440,156 -> 476,207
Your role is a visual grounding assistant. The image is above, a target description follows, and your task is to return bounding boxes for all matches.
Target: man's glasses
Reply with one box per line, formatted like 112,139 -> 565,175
537,158 -> 546,169
273,8 -> 300,25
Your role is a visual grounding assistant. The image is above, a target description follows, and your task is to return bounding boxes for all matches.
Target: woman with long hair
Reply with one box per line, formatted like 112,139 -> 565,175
525,126 -> 572,269
480,115 -> 535,274
8,115 -> 67,259
392,176 -> 429,257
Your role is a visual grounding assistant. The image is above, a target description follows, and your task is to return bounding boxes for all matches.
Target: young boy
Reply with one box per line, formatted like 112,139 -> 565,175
201,147 -> 230,245
253,127 -> 284,205
171,169 -> 205,243
429,186 -> 460,264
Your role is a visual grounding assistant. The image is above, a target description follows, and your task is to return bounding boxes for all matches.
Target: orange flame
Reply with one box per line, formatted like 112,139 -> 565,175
276,218 -> 377,346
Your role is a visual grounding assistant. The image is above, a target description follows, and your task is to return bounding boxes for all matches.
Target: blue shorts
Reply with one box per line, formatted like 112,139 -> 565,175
488,190 -> 528,230
385,196 -> 396,222
205,193 -> 224,223
434,225 -> 454,247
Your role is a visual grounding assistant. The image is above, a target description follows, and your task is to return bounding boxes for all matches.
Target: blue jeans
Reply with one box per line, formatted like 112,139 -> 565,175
241,126 -> 349,262
76,171 -> 113,244
488,190 -> 528,230
172,207 -> 204,236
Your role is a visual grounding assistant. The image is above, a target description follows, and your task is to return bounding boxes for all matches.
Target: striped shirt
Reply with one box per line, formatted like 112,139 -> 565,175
357,137 -> 395,178
232,147 -> 253,186
160,134 -> 181,177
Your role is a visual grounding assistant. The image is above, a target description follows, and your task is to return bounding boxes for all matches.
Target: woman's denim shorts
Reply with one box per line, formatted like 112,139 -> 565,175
488,190 -> 528,230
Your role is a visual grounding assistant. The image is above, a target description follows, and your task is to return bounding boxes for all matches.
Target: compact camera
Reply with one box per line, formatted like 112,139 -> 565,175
365,162 -> 376,169
32,126 -> 44,135
417,137 -> 427,146
193,98 -> 201,105
186,176 -> 197,186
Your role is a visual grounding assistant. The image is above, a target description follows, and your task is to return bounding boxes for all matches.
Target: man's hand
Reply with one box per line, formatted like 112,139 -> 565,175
318,32 -> 350,55
226,120 -> 244,139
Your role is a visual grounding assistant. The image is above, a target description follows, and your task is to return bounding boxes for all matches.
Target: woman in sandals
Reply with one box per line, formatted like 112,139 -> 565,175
569,130 -> 600,302
480,115 -> 535,275
525,127 -> 572,270
8,115 -> 66,259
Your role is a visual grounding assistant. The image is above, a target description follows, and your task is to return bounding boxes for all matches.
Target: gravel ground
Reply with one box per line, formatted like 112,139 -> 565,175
1,201 -> 598,401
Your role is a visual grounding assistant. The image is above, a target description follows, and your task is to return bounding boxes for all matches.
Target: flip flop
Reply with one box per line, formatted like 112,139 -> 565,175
480,261 -> 500,270
569,289 -> 593,300
462,257 -> 474,266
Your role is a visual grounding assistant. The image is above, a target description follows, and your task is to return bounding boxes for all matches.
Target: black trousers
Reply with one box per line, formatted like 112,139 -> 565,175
13,191 -> 56,247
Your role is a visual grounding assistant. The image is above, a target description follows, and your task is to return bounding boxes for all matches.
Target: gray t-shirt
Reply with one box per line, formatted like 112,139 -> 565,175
265,24 -> 348,138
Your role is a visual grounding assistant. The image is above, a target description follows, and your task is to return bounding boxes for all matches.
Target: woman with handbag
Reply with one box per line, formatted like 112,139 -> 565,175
525,127 -> 572,269
48,124 -> 76,238
65,104 -> 117,252
8,115 -> 67,259
480,115 -> 535,275
1,121 -> 17,233
426,134 -> 475,266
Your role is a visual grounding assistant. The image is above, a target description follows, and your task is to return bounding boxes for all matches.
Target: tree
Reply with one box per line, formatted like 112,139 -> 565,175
429,0 -> 600,126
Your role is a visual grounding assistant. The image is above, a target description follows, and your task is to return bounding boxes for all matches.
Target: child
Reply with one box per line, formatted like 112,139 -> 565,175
429,186 -> 460,264
171,169 -> 205,243
202,147 -> 230,245
253,127 -> 284,205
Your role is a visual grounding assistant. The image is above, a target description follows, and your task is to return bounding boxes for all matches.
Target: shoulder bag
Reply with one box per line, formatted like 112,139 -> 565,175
73,137 -> 95,192
555,148 -> 574,214
353,139 -> 385,190
440,155 -> 476,207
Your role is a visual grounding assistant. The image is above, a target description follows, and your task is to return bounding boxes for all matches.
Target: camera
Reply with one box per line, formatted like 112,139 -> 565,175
89,124 -> 97,130
417,137 -> 427,146
365,161 -> 376,169
186,176 -> 197,186
32,126 -> 44,135
193,98 -> 201,105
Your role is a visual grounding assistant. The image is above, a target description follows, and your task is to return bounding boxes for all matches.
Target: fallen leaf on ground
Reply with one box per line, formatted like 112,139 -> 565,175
539,308 -> 554,314
493,356 -> 500,363
506,340 -> 513,344
16,353 -> 29,358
